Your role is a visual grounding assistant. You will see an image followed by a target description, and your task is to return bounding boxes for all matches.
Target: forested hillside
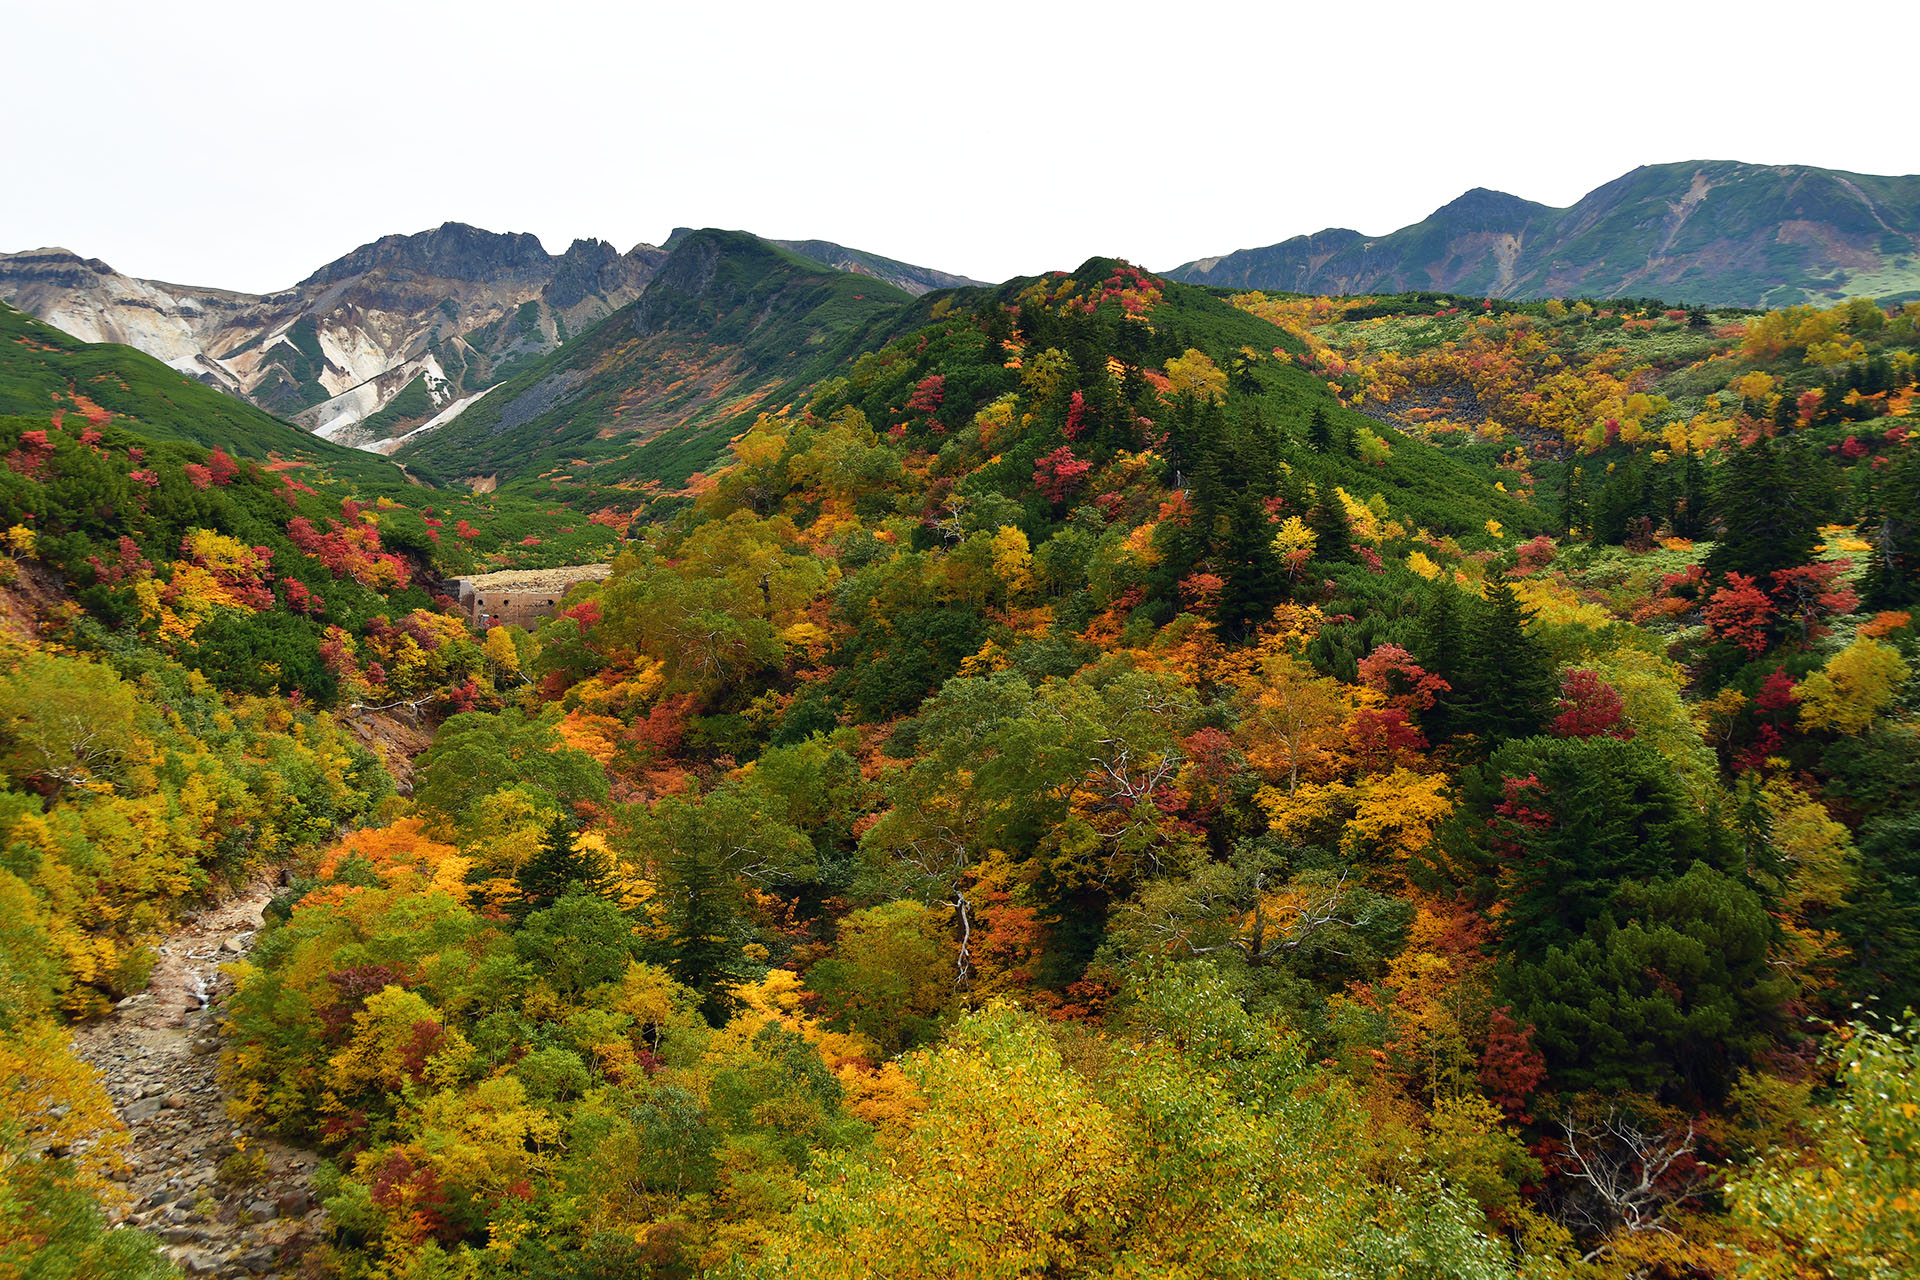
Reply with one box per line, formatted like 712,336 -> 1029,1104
3,256 -> 1918,1280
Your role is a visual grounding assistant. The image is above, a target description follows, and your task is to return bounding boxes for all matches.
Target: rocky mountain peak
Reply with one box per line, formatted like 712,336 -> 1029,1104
1,247 -> 121,287
299,222 -> 554,288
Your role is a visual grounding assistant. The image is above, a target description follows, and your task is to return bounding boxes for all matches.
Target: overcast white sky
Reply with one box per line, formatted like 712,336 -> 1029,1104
4,0 -> 1914,292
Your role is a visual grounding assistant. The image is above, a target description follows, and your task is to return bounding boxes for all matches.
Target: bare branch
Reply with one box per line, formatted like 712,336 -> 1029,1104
1549,1109 -> 1714,1264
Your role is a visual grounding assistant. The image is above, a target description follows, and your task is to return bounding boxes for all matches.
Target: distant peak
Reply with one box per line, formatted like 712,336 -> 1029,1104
1427,187 -> 1548,225
659,229 -> 765,258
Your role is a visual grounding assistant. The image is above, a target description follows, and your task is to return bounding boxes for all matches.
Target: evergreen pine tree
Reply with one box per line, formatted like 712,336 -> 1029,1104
1278,461 -> 1310,517
1231,351 -> 1260,395
1592,460 -> 1645,545
1239,403 -> 1282,494
1772,392 -> 1798,433
1832,813 -> 1920,1011
514,815 -> 608,917
1413,581 -> 1469,742
660,837 -> 747,1025
1705,436 -> 1819,581
1306,405 -> 1333,453
1216,492 -> 1285,640
1458,581 -> 1555,746
1187,395 -> 1230,521
1672,450 -> 1708,539
1863,354 -> 1895,396
1307,485 -> 1353,563
1560,463 -> 1587,540
1121,362 -> 1149,414
1862,443 -> 1920,607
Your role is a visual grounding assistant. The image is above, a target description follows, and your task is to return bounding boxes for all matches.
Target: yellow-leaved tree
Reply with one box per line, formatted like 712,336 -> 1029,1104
1797,637 -> 1909,734
1164,348 -> 1227,401
734,972 -> 1515,1279
988,525 -> 1035,598
740,1004 -> 1138,1279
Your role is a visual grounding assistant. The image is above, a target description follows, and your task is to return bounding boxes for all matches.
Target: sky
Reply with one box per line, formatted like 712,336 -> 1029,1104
4,0 -> 1915,293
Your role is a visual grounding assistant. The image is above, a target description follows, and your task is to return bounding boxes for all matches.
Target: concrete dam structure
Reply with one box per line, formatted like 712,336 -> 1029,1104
453,564 -> 611,630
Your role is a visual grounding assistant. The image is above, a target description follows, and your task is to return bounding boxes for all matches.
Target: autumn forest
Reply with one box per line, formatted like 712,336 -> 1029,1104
2,242 -> 1918,1280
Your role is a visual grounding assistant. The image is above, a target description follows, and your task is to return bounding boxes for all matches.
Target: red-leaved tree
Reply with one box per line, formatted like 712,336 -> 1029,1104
1704,572 -> 1777,657
1550,669 -> 1631,740
1033,446 -> 1092,504
1769,561 -> 1858,646
1480,1006 -> 1549,1122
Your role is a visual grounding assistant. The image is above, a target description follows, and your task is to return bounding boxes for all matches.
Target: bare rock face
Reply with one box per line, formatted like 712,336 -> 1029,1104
0,249 -> 252,394
71,879 -> 328,1280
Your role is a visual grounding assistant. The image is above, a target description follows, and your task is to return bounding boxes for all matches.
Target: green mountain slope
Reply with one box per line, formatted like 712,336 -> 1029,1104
766,236 -> 985,295
1170,161 -> 1920,307
395,231 -> 916,492
0,302 -> 408,486
394,241 -> 1540,542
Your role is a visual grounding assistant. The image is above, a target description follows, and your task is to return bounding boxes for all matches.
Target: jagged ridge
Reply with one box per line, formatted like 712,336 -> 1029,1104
393,230 -> 917,491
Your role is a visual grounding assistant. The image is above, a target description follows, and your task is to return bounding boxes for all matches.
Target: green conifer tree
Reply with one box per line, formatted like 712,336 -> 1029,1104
1307,485 -> 1353,563
514,815 -> 608,918
1706,437 -> 1819,581
1672,450 -> 1708,540
1216,492 -> 1285,640
1861,444 -> 1920,608
1458,581 -> 1554,745
659,835 -> 749,1025
1772,392 -> 1798,433
1306,405 -> 1333,453
1413,581 -> 1469,741
1560,463 -> 1587,539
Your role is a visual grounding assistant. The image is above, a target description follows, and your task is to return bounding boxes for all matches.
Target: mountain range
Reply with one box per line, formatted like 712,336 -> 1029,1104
1167,160 -> 1920,307
8,123 -> 1920,1280
3,159 -> 1916,488
0,227 -> 667,446
0,228 -> 979,455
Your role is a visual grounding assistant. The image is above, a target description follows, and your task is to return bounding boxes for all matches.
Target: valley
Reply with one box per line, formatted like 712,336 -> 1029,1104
74,880 -> 323,1279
